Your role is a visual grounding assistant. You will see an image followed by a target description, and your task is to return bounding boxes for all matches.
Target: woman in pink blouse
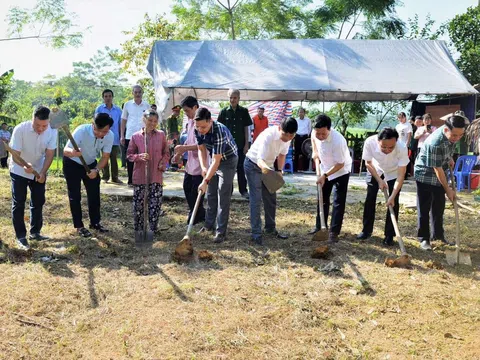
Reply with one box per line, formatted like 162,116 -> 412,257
127,109 -> 169,233
414,113 -> 437,149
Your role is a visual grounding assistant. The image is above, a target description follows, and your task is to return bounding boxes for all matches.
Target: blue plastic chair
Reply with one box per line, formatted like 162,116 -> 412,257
453,155 -> 477,191
283,146 -> 294,174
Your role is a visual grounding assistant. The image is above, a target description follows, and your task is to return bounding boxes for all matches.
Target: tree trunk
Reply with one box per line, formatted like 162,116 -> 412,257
227,0 -> 236,39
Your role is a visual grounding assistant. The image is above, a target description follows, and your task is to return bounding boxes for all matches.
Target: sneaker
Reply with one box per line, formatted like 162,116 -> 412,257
308,227 -> 320,235
327,233 -> 339,244
102,179 -> 109,184
382,236 -> 394,246
420,240 -> 432,251
265,229 -> 288,239
29,233 -> 50,241
251,235 -> 263,246
77,227 -> 92,238
213,233 -> 225,243
356,232 -> 371,240
16,237 -> 30,250
90,223 -> 109,233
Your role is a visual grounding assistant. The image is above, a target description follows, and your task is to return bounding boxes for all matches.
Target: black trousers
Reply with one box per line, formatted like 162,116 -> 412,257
361,177 -> 400,237
102,145 -> 120,181
63,157 -> 101,229
125,139 -> 134,185
316,173 -> 349,235
11,172 -> 46,239
183,172 -> 206,225
236,150 -> 248,195
294,134 -> 309,171
416,181 -> 446,241
1,155 -> 8,168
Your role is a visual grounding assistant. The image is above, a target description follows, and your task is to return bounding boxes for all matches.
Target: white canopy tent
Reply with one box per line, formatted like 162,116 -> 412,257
147,39 -> 478,116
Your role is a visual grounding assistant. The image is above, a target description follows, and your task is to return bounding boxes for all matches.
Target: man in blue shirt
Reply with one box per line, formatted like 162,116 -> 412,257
63,113 -> 114,238
95,89 -> 123,184
195,107 -> 238,243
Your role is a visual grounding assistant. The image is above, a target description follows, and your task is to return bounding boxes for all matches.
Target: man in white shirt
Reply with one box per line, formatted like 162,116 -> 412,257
63,113 -> 114,238
244,117 -> 297,245
357,127 -> 409,246
294,107 -> 311,172
310,114 -> 352,243
120,85 -> 150,186
8,106 -> 57,249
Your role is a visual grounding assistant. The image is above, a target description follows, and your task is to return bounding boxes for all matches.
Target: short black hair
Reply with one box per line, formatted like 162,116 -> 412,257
377,127 -> 399,141
34,106 -> 50,120
415,115 -> 422,120
445,115 -> 468,130
181,96 -> 199,109
314,114 -> 331,130
398,112 -> 406,118
409,116 -> 415,121
102,89 -> 114,98
1,122 -> 7,126
95,113 -> 114,129
194,107 -> 211,121
151,104 -> 157,107
281,117 -> 298,134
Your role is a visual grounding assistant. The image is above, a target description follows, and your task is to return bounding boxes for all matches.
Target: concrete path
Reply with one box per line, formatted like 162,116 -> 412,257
100,170 -> 419,207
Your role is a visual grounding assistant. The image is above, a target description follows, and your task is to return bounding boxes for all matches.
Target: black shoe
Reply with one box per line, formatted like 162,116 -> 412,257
213,233 -> 225,243
90,223 -> 109,233
327,233 -> 339,244
16,237 -> 30,250
356,232 -> 371,240
29,233 -> 50,241
77,227 -> 92,238
251,236 -> 263,246
308,227 -> 320,235
382,236 -> 394,246
241,192 -> 250,200
439,238 -> 455,246
265,229 -> 288,239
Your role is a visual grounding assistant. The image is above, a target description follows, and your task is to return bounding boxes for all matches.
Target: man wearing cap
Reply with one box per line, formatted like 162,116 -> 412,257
8,106 -> 57,250
120,85 -> 150,186
414,113 -> 468,250
252,105 -> 269,143
167,105 -> 181,140
217,89 -> 253,199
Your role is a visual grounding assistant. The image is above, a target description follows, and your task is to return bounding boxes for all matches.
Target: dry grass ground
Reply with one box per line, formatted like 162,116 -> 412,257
0,169 -> 479,360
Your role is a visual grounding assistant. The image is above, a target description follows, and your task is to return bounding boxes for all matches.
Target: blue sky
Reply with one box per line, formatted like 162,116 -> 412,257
0,0 -> 477,81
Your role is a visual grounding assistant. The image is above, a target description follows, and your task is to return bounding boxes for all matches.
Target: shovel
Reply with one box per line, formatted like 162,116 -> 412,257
382,187 -> 411,268
135,132 -> 154,245
2,141 -> 41,179
312,160 -> 328,241
445,166 -> 472,266
173,190 -> 203,262
49,108 -> 91,174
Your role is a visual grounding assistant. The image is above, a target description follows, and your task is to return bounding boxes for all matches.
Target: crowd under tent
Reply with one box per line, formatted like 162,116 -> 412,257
147,39 -> 478,118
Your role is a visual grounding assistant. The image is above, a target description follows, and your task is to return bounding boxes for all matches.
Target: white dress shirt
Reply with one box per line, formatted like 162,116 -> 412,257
362,135 -> 410,181
312,129 -> 352,180
121,100 -> 150,140
65,124 -> 114,166
9,121 -> 57,180
246,126 -> 291,168
296,117 -> 311,136
395,122 -> 413,146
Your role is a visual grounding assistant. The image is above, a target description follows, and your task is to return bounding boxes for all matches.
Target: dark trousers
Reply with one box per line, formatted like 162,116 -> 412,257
183,173 -> 206,225
125,139 -> 134,185
316,173 -> 349,235
408,148 -> 417,176
121,144 -> 126,168
1,154 -> 8,168
10,172 -> 46,239
361,177 -> 400,237
102,145 -> 120,181
416,181 -> 446,241
236,150 -> 248,195
294,134 -> 309,171
63,157 -> 101,229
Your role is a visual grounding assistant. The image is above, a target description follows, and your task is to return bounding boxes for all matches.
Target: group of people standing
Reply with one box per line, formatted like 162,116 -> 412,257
2,86 -> 471,254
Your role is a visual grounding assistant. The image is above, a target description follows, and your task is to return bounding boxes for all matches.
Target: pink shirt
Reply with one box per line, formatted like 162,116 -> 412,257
127,129 -> 169,185
415,125 -> 437,149
185,118 -> 202,176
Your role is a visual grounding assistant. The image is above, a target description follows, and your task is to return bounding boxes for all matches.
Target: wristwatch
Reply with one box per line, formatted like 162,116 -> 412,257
94,168 -> 100,173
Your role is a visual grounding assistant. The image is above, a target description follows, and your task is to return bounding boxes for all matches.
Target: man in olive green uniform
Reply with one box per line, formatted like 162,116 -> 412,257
166,105 -> 181,140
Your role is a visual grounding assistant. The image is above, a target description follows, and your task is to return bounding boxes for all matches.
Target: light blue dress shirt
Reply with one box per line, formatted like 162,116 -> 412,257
65,124 -> 113,166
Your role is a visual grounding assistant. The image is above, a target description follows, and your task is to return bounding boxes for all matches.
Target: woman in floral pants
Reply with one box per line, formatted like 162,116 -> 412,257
127,109 -> 169,233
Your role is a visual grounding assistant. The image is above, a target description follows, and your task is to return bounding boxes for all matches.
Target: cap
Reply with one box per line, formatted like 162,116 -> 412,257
172,105 -> 181,110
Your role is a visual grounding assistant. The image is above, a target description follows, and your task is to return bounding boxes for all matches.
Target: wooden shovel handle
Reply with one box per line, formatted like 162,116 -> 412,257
315,159 -> 327,230
185,190 -> 204,238
2,140 -> 41,179
62,125 -> 91,174
381,187 -> 407,255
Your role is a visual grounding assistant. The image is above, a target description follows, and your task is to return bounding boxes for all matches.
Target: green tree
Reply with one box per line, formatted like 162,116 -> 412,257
4,0 -> 83,48
447,6 -> 480,85
328,102 -> 368,135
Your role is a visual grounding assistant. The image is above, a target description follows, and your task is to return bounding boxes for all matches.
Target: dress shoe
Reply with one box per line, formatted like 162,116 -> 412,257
213,233 -> 225,243
382,235 -> 394,246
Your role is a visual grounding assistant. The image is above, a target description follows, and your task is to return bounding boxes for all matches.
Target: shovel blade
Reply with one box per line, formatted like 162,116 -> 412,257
135,231 -> 144,245
445,249 -> 472,266
145,230 -> 154,243
312,229 -> 328,242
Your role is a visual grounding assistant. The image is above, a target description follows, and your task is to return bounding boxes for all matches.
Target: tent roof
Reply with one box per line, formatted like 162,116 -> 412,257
147,39 -> 477,110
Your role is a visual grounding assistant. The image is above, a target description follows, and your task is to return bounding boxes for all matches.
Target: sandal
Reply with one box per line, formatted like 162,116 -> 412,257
77,227 -> 92,238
